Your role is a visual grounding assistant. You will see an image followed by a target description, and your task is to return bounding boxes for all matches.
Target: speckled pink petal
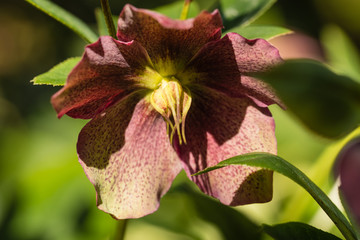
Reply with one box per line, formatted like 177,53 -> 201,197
51,36 -> 152,119
175,86 -> 276,205
117,4 -> 222,74
181,32 -> 283,108
77,94 -> 182,219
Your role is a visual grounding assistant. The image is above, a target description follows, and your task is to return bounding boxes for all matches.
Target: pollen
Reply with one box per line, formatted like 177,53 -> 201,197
150,77 -> 192,145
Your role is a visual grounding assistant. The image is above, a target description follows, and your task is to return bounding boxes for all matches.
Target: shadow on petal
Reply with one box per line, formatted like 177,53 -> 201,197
231,169 -> 273,205
77,93 -> 141,169
175,86 -> 276,205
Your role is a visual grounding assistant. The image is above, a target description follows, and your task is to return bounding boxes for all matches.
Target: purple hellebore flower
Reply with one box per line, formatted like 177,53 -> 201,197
51,4 -> 283,219
336,138 -> 360,227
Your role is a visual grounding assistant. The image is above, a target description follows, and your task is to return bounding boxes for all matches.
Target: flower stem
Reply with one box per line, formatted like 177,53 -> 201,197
114,219 -> 128,240
100,0 -> 117,39
180,0 -> 192,20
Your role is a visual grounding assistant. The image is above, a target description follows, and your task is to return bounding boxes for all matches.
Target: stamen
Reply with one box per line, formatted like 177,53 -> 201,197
181,88 -> 192,144
150,78 -> 192,145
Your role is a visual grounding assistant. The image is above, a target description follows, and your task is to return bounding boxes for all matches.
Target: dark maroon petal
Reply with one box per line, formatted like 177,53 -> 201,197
337,138 -> 360,227
180,32 -> 283,108
175,86 -> 276,205
51,36 -> 152,119
117,4 -> 222,75
77,94 -> 182,219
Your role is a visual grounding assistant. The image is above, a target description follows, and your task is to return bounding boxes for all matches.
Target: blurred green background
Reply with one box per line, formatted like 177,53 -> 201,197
1,0 -> 359,239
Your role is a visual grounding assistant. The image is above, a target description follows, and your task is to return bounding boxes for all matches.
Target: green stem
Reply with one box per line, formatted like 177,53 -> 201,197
100,0 -> 117,39
114,219 -> 128,240
180,0 -> 192,20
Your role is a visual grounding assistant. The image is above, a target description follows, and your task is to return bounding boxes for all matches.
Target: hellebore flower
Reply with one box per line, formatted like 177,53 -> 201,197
51,4 -> 282,219
336,138 -> 360,227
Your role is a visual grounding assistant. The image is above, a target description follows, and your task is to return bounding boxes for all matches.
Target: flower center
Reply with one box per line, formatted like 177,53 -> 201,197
150,77 -> 192,145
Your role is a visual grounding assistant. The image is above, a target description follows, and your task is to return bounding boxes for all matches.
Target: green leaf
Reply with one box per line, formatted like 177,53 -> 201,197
194,152 -> 358,240
154,1 -> 200,19
257,59 -> 360,139
339,189 -> 360,239
31,57 -> 81,86
194,0 -> 219,11
182,185 -> 262,240
220,0 -> 276,30
25,0 -> 98,43
280,127 -> 360,223
142,182 -> 262,240
225,25 -> 292,40
263,222 -> 342,240
321,25 -> 360,83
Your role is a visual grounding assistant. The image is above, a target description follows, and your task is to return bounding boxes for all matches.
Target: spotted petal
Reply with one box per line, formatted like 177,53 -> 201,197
175,86 -> 276,205
51,36 -> 152,119
117,4 -> 223,75
181,32 -> 283,108
77,94 -> 182,219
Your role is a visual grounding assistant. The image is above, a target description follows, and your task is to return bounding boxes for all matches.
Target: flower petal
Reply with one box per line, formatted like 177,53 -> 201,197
337,138 -> 360,227
77,93 -> 182,219
181,32 -> 283,108
117,4 -> 222,75
51,36 -> 152,119
175,86 -> 276,205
